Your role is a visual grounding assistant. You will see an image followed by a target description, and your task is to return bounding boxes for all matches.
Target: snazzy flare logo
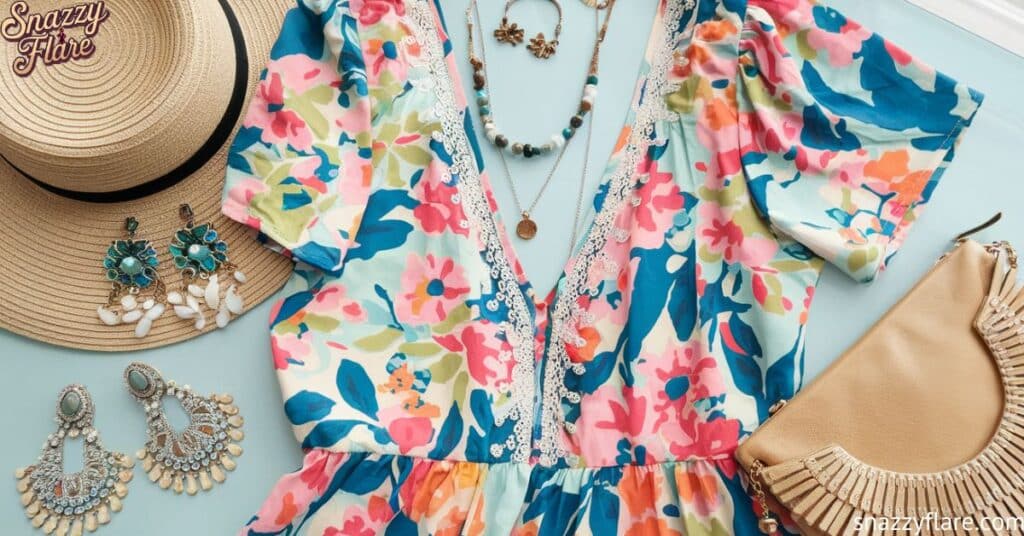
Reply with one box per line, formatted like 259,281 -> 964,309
1,1 -> 109,77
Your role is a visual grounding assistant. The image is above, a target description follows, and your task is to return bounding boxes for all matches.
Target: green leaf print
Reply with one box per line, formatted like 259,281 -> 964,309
397,341 -> 442,356
429,353 -> 463,383
354,327 -> 403,351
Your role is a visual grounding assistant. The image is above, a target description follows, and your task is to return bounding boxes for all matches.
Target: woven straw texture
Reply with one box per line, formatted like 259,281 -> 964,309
0,0 -> 295,351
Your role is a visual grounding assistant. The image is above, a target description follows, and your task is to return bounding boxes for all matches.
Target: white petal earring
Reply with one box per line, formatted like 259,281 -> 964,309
166,204 -> 246,331
124,362 -> 244,495
15,385 -> 134,535
96,217 -> 167,338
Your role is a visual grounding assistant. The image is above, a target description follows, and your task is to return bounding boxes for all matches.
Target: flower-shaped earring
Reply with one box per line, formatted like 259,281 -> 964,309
96,217 -> 167,337
124,362 -> 244,495
15,385 -> 134,534
166,204 -> 246,331
494,16 -> 525,45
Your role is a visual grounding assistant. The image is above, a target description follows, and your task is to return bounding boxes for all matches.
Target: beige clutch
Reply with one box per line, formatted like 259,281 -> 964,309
735,237 -> 1024,535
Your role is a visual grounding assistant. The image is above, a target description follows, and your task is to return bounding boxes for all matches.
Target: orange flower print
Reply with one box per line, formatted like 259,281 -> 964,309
619,468 -> 659,517
624,518 -> 683,536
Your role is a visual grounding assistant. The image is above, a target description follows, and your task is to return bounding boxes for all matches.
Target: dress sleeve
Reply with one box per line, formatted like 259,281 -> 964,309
222,1 -> 371,274
736,0 -> 983,282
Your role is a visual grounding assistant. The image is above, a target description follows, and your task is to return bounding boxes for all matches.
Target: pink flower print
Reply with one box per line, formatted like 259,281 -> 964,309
574,386 -> 631,463
701,211 -> 744,259
697,204 -> 778,267
805,17 -> 872,67
351,0 -> 405,25
397,254 -> 471,325
298,449 -> 345,495
412,165 -> 469,237
306,284 -> 367,322
364,38 -> 409,86
625,159 -> 684,249
245,55 -> 341,152
270,332 -> 310,370
388,417 -> 434,453
246,71 -> 314,151
324,506 -> 377,536
462,324 -> 513,391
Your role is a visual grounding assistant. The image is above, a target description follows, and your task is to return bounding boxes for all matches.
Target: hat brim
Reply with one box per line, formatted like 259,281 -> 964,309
0,0 -> 295,351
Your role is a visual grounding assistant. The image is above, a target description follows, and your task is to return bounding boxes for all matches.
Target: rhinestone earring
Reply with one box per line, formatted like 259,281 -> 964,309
15,385 -> 134,535
124,362 -> 244,496
166,204 -> 246,331
96,217 -> 167,338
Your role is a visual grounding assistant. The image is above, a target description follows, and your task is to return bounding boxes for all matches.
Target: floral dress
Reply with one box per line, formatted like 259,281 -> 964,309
222,0 -> 982,533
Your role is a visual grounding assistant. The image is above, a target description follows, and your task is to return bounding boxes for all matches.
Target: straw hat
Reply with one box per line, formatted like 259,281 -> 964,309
0,0 -> 295,351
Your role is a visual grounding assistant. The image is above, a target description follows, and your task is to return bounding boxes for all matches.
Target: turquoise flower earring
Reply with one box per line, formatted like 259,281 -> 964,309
96,217 -> 167,337
166,204 -> 246,331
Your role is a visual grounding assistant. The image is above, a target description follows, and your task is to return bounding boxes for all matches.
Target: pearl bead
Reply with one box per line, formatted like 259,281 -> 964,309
118,257 -> 143,275
187,244 -> 211,261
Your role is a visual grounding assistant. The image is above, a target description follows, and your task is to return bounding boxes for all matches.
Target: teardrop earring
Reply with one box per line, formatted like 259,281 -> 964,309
166,204 -> 246,331
15,385 -> 134,535
96,217 -> 167,338
124,362 -> 244,496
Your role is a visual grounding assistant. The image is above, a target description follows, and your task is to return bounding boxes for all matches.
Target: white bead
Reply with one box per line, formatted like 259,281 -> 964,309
233,270 -> 247,284
187,284 -> 204,298
145,303 -> 165,319
551,134 -> 565,149
186,295 -> 201,312
194,312 -> 206,330
225,285 -> 244,315
173,305 -> 196,319
120,295 -> 137,310
134,317 -> 153,338
216,304 -> 231,329
204,274 -> 220,309
121,309 -> 144,323
97,306 -> 119,326
166,291 -> 183,305
142,299 -> 154,310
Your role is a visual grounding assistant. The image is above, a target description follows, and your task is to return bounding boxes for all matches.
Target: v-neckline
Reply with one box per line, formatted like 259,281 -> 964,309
410,0 -> 697,464
432,0 -> 676,308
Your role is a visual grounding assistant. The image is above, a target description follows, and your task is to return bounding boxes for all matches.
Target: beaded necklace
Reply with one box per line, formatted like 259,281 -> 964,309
466,1 -> 612,240
466,0 -> 616,159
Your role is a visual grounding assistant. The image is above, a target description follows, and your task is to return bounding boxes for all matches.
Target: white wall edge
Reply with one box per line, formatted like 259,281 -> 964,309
904,0 -> 1024,58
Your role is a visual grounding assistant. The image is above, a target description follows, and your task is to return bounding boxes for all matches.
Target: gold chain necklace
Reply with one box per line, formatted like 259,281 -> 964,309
466,0 -> 614,240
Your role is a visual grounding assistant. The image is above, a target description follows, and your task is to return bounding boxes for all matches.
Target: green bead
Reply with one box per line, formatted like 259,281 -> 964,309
187,244 -> 211,262
587,75 -> 598,85
128,370 -> 150,392
119,256 -> 143,275
479,105 -> 491,116
60,391 -> 81,417
563,127 -> 575,139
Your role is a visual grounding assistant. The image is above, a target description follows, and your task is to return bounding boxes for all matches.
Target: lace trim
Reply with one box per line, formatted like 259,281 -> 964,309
760,244 -> 1024,531
407,0 -> 536,464
536,0 -> 699,467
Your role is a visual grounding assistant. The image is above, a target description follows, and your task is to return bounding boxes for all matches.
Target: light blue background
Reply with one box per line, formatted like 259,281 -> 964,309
2,0 -> 1022,533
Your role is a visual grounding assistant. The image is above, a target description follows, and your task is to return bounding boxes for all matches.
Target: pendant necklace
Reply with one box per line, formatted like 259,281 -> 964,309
466,0 -> 616,158
466,0 -> 615,241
